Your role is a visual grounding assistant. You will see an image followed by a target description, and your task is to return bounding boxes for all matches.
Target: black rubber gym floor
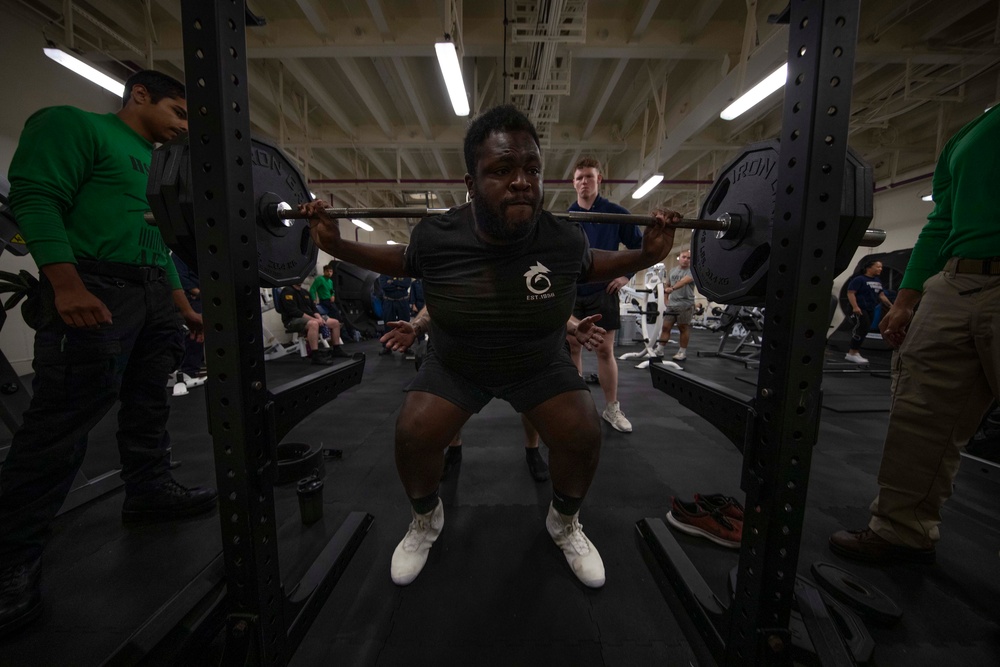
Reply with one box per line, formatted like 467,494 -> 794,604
1,328 -> 998,666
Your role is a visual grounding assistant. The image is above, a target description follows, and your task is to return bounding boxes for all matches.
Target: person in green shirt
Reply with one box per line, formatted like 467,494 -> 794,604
830,105 -> 1000,565
0,70 -> 217,635
309,264 -> 337,313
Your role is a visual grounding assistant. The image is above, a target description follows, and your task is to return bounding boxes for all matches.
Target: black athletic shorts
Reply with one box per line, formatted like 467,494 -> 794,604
404,341 -> 588,414
572,289 -> 621,331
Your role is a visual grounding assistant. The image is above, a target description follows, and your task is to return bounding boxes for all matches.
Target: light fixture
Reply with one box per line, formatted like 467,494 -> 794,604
43,45 -> 124,97
720,63 -> 789,121
387,240 -> 398,245
351,219 -> 374,232
435,38 -> 470,116
631,173 -> 664,200
921,194 -> 933,202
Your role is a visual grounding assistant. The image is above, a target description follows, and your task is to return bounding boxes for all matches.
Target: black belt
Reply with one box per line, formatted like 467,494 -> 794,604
954,257 -> 1000,276
77,258 -> 166,283
384,296 -> 410,301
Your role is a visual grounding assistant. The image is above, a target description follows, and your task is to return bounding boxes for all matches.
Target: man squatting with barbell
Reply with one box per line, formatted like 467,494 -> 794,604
300,104 -> 683,588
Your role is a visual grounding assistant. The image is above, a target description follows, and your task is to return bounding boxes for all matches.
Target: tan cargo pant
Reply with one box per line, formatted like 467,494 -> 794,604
869,260 -> 1000,549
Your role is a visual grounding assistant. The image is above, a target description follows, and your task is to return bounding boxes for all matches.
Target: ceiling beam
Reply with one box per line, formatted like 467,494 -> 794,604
293,0 -> 331,40
630,0 -> 661,41
336,57 -> 395,137
391,56 -> 433,139
281,59 -> 355,136
583,58 -> 630,139
365,0 -> 392,38
682,0 -> 725,42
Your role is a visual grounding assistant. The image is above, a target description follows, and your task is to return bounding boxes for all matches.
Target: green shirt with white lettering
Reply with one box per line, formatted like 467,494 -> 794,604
9,106 -> 181,289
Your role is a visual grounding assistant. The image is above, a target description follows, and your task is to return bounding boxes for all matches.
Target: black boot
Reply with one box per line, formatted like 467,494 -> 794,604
328,345 -> 349,358
0,557 -> 42,636
311,349 -> 335,365
122,478 -> 218,524
526,448 -> 549,482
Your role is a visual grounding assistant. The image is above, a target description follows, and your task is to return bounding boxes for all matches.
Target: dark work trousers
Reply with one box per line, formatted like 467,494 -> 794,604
0,262 -> 184,565
179,293 -> 204,376
849,309 -> 874,349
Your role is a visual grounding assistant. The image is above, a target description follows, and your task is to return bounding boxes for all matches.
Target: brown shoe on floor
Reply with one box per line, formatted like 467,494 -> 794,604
829,528 -> 936,565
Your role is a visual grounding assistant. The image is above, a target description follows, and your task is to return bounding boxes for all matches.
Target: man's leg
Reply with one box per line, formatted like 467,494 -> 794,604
567,337 -> 584,374
672,316 -> 694,361
831,272 -> 998,562
846,310 -> 872,361
302,318 -> 321,352
526,390 -> 605,587
594,331 -> 618,405
595,330 -> 631,433
655,318 -> 675,356
117,280 -> 217,523
0,273 -> 137,633
520,414 -> 549,482
390,391 -> 471,585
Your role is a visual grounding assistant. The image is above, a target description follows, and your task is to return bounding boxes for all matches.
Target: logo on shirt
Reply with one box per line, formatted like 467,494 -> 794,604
524,262 -> 554,300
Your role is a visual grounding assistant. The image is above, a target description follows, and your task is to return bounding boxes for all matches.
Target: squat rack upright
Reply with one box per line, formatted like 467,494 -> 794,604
642,1 -> 866,666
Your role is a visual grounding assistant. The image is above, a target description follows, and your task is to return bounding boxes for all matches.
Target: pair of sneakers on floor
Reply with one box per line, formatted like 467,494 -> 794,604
389,499 -> 605,589
652,340 -> 686,362
665,493 -> 744,548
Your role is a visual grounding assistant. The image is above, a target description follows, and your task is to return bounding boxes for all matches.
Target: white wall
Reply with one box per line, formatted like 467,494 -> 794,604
828,179 -> 935,332
0,9 -> 120,375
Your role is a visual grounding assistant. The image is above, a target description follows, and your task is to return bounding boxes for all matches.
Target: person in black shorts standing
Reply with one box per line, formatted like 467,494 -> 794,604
568,157 -> 642,433
301,105 -> 680,589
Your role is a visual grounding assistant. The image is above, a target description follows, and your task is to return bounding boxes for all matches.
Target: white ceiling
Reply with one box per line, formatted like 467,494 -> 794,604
6,0 -> 1000,242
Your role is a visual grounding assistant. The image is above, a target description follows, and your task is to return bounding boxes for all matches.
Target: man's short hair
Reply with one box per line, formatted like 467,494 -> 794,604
122,70 -> 186,108
574,157 -> 602,174
463,104 -> 541,175
862,258 -> 880,271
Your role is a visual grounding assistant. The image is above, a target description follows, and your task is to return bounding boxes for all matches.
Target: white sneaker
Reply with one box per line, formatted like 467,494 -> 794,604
545,504 -> 605,588
602,401 -> 632,433
651,344 -> 665,358
671,352 -> 687,361
844,353 -> 869,364
390,499 -> 444,585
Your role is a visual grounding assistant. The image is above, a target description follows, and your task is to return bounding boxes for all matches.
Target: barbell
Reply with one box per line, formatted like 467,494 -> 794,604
145,135 -> 884,299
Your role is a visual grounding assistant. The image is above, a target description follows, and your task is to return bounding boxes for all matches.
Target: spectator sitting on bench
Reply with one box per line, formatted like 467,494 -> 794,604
277,283 -> 348,364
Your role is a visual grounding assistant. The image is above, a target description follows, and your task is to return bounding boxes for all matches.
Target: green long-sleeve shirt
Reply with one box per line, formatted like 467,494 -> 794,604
8,106 -> 181,289
309,275 -> 335,301
901,105 -> 1000,291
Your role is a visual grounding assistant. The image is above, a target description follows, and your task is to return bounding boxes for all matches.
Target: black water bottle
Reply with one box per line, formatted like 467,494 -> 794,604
297,475 -> 324,525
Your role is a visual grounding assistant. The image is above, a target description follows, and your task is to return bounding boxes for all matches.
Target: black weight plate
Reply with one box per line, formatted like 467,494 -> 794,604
692,140 -> 874,306
811,561 -> 902,626
693,141 -> 780,305
728,568 -> 876,665
250,136 -> 317,286
146,135 -> 318,287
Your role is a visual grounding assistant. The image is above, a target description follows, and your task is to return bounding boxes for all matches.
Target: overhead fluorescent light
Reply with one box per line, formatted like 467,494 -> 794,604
351,219 -> 374,232
921,194 -> 933,202
435,40 -> 470,116
720,63 -> 788,121
631,173 -> 664,200
43,46 -> 124,97
387,240 -> 398,245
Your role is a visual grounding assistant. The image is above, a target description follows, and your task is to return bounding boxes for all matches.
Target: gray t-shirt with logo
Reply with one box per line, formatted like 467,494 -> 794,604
667,266 -> 695,308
